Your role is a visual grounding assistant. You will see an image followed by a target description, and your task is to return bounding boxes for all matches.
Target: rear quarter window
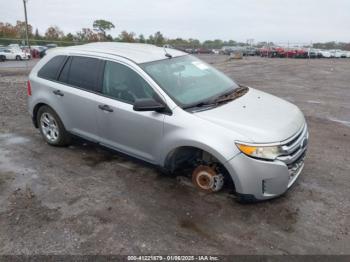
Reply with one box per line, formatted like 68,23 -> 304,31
37,55 -> 67,81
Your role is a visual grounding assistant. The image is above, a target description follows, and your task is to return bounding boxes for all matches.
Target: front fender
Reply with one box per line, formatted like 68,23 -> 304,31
161,139 -> 239,168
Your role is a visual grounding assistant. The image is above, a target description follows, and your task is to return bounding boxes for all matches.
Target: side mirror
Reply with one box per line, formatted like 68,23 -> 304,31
133,98 -> 166,112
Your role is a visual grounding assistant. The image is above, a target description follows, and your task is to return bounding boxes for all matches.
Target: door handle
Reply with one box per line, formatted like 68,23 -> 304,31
53,90 -> 64,96
98,104 -> 114,112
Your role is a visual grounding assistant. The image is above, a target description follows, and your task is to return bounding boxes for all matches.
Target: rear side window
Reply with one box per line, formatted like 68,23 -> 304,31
63,56 -> 101,91
38,55 -> 66,80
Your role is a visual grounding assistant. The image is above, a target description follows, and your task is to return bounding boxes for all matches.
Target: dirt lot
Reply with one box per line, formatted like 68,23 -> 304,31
0,56 -> 349,255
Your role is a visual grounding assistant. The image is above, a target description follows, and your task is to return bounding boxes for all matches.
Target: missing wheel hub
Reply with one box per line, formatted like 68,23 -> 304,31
192,165 -> 224,192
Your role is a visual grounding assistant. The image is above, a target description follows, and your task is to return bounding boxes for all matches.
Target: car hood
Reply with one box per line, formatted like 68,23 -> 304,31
195,88 -> 305,143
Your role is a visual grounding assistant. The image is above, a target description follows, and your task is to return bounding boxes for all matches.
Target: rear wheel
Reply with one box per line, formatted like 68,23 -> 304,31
15,55 -> 21,61
37,106 -> 70,146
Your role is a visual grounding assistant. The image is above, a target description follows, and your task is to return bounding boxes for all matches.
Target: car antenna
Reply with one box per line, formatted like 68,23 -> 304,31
164,46 -> 172,58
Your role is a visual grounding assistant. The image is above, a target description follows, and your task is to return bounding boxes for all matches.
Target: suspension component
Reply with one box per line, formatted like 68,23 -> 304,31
192,165 -> 224,192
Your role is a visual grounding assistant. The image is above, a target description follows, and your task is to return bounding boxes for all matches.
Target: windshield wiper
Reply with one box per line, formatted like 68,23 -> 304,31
183,100 -> 217,110
183,85 -> 249,110
211,85 -> 248,104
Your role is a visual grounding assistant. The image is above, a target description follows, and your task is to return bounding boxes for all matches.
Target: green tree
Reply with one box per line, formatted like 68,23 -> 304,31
153,31 -> 165,46
138,34 -> 146,43
105,34 -> 113,41
34,28 -> 40,39
93,19 -> 115,39
119,31 -> 136,42
45,26 -> 64,40
76,28 -> 99,42
64,33 -> 74,42
0,22 -> 16,38
147,35 -> 155,45
188,38 -> 201,48
15,20 -> 33,38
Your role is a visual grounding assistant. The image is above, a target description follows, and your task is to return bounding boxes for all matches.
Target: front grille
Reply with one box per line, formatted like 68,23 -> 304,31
277,124 -> 309,165
276,124 -> 308,187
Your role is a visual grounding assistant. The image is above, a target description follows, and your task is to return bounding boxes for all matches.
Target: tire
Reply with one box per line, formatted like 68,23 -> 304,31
16,55 -> 22,61
37,106 -> 70,146
0,55 -> 5,62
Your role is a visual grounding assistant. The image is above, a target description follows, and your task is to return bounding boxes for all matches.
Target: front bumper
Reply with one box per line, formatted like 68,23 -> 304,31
225,125 -> 308,201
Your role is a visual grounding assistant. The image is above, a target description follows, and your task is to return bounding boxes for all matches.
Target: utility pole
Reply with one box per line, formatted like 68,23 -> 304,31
23,0 -> 30,49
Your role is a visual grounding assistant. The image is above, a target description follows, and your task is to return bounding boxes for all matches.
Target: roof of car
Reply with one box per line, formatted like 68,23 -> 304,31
63,42 -> 187,64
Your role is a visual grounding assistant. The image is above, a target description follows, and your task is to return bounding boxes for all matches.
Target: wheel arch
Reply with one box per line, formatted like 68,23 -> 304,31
32,103 -> 63,128
163,145 -> 236,190
32,103 -> 49,128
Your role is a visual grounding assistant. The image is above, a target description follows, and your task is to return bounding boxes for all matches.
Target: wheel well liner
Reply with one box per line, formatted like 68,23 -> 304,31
164,146 -> 235,189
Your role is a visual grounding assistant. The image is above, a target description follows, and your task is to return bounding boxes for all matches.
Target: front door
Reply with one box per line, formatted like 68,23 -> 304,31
96,60 -> 165,163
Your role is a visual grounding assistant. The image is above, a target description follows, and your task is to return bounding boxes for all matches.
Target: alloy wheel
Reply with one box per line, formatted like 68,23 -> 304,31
40,112 -> 59,143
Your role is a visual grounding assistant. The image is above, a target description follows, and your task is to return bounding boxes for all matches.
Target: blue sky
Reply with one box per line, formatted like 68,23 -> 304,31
1,0 -> 349,43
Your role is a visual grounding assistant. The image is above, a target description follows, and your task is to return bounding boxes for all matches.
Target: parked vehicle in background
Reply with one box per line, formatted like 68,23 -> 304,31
294,49 -> 308,58
196,48 -> 213,54
184,48 -> 195,54
314,49 -> 324,58
0,47 -> 30,60
242,47 -> 257,56
27,42 -> 308,202
318,50 -> 332,58
8,44 -> 21,50
46,44 -> 58,49
220,46 -> 232,55
221,46 -> 247,56
259,46 -> 280,58
306,49 -> 318,58
0,50 -> 5,62
31,46 -> 47,58
163,44 -> 174,49
333,50 -> 347,58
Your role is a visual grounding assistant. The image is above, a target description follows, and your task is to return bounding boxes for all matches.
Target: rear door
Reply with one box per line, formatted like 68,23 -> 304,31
95,60 -> 165,163
52,55 -> 104,141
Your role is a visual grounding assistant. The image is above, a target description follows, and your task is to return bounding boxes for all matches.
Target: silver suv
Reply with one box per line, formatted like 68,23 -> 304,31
27,43 -> 308,202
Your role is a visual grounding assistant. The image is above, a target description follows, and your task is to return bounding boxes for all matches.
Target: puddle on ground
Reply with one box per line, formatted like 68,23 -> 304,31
328,118 -> 350,128
307,100 -> 323,104
179,219 -> 214,240
0,133 -> 30,145
0,171 -> 15,187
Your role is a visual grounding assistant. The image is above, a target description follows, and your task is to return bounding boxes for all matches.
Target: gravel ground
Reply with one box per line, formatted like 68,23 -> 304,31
0,56 -> 349,255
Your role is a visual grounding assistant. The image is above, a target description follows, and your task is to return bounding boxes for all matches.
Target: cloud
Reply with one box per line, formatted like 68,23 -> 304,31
2,0 -> 349,42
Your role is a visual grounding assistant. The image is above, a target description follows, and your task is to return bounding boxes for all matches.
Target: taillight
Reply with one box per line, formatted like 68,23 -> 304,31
27,80 -> 32,96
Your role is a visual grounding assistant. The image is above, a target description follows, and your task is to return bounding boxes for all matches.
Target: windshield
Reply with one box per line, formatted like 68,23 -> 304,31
140,55 -> 239,108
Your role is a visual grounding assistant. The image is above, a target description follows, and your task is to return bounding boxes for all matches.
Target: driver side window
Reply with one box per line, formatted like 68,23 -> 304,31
102,61 -> 155,104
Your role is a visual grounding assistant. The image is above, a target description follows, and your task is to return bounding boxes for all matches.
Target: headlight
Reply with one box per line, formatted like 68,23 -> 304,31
235,142 -> 283,160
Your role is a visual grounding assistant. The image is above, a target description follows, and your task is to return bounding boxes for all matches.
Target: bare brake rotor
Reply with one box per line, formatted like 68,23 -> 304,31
192,165 -> 224,192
